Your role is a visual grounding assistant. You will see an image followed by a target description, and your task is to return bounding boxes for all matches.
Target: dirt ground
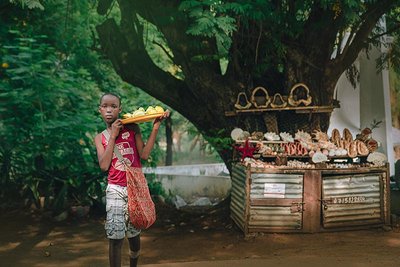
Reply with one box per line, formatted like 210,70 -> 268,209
1,196 -> 400,267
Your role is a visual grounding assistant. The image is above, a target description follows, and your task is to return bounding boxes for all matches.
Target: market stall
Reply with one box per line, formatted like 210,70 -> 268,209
227,84 -> 390,235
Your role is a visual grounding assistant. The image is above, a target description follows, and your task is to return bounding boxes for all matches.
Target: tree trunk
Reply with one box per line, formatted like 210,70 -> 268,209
165,116 -> 173,166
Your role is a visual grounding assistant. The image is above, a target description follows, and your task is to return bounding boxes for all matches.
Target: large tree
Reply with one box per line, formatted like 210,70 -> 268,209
95,0 -> 400,166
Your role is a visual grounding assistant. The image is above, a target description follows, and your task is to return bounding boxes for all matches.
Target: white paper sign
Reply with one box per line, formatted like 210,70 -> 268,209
264,183 -> 285,198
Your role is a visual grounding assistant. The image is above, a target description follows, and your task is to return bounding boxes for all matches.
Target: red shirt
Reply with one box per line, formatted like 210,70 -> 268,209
102,128 -> 141,186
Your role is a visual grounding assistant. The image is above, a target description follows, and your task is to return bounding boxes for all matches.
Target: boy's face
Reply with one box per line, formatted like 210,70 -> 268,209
98,94 -> 121,124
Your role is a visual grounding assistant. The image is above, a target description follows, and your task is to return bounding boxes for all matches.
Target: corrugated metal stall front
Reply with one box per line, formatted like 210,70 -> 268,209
248,173 -> 303,231
322,173 -> 383,229
230,164 -> 390,235
230,164 -> 247,231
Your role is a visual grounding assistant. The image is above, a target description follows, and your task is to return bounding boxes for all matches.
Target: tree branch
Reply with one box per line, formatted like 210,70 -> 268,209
96,18 -> 184,110
119,0 -> 223,80
370,22 -> 400,41
329,0 -> 397,78
96,7 -> 232,131
152,41 -> 175,62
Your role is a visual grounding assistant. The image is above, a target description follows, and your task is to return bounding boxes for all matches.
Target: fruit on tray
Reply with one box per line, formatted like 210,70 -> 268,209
154,106 -> 164,113
146,106 -> 157,115
122,106 -> 164,119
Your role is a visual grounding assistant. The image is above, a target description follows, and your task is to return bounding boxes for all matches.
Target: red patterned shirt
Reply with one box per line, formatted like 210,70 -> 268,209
102,128 -> 141,186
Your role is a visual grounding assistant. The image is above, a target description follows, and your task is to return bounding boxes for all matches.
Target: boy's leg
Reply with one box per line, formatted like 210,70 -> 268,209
128,234 -> 140,267
109,238 -> 124,267
105,185 -> 132,267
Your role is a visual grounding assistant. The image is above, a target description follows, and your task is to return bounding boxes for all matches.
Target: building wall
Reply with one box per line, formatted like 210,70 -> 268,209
329,45 -> 394,174
328,61 -> 361,135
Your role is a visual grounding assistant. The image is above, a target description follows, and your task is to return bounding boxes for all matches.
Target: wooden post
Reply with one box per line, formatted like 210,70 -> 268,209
302,170 -> 322,233
244,164 -> 251,236
383,165 -> 391,225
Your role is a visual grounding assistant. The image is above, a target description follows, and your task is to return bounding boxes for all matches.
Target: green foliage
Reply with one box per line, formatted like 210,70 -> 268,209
179,0 -> 400,80
10,0 -> 44,10
145,173 -> 165,197
386,6 -> 400,75
0,1 -> 168,213
0,29 -> 102,209
390,67 -> 400,129
202,129 -> 232,153
179,0 -> 237,67
140,17 -> 184,79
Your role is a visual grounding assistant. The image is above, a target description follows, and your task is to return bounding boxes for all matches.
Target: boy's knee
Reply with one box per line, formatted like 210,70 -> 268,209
129,249 -> 140,259
109,238 -> 124,247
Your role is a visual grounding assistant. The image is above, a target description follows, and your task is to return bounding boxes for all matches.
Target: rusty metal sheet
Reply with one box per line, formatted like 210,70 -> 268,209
247,173 -> 304,230
322,174 -> 383,228
250,173 -> 303,199
248,206 -> 302,229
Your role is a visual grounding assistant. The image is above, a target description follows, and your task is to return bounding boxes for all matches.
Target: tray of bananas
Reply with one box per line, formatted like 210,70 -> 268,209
121,106 -> 165,124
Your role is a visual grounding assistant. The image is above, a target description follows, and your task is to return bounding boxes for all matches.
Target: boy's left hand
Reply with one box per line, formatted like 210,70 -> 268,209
153,110 -> 170,127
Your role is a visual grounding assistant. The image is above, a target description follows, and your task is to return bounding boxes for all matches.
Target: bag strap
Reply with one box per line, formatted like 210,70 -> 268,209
102,129 -> 125,163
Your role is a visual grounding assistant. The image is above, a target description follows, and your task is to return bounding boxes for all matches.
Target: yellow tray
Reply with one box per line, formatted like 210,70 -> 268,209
121,112 -> 165,124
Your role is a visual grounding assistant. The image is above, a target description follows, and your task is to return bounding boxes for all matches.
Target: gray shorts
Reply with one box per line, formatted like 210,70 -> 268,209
105,184 -> 141,239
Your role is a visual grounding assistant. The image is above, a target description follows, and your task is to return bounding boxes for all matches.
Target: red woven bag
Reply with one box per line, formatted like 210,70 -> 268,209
126,167 -> 156,229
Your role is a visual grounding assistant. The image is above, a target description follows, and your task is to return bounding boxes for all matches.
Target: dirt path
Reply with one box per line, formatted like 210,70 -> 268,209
1,204 -> 400,267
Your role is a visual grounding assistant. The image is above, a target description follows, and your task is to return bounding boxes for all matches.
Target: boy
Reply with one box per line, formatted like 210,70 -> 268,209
94,92 -> 168,267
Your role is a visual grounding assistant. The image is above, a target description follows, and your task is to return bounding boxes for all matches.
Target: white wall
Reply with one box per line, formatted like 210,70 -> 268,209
143,164 -> 231,202
359,45 -> 394,173
329,44 -> 394,174
328,61 -> 361,136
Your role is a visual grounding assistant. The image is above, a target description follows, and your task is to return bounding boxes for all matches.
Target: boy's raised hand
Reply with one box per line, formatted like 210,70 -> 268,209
153,110 -> 170,129
111,119 -> 123,139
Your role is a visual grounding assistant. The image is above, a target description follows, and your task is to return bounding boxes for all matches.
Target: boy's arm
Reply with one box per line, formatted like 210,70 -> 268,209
135,111 -> 169,160
94,119 -> 123,172
135,125 -> 159,160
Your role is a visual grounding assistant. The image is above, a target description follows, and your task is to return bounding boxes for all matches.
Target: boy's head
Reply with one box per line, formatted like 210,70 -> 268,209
98,93 -> 122,124
100,92 -> 121,106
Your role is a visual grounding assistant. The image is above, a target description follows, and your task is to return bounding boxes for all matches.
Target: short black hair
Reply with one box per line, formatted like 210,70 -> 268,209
100,92 -> 121,105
